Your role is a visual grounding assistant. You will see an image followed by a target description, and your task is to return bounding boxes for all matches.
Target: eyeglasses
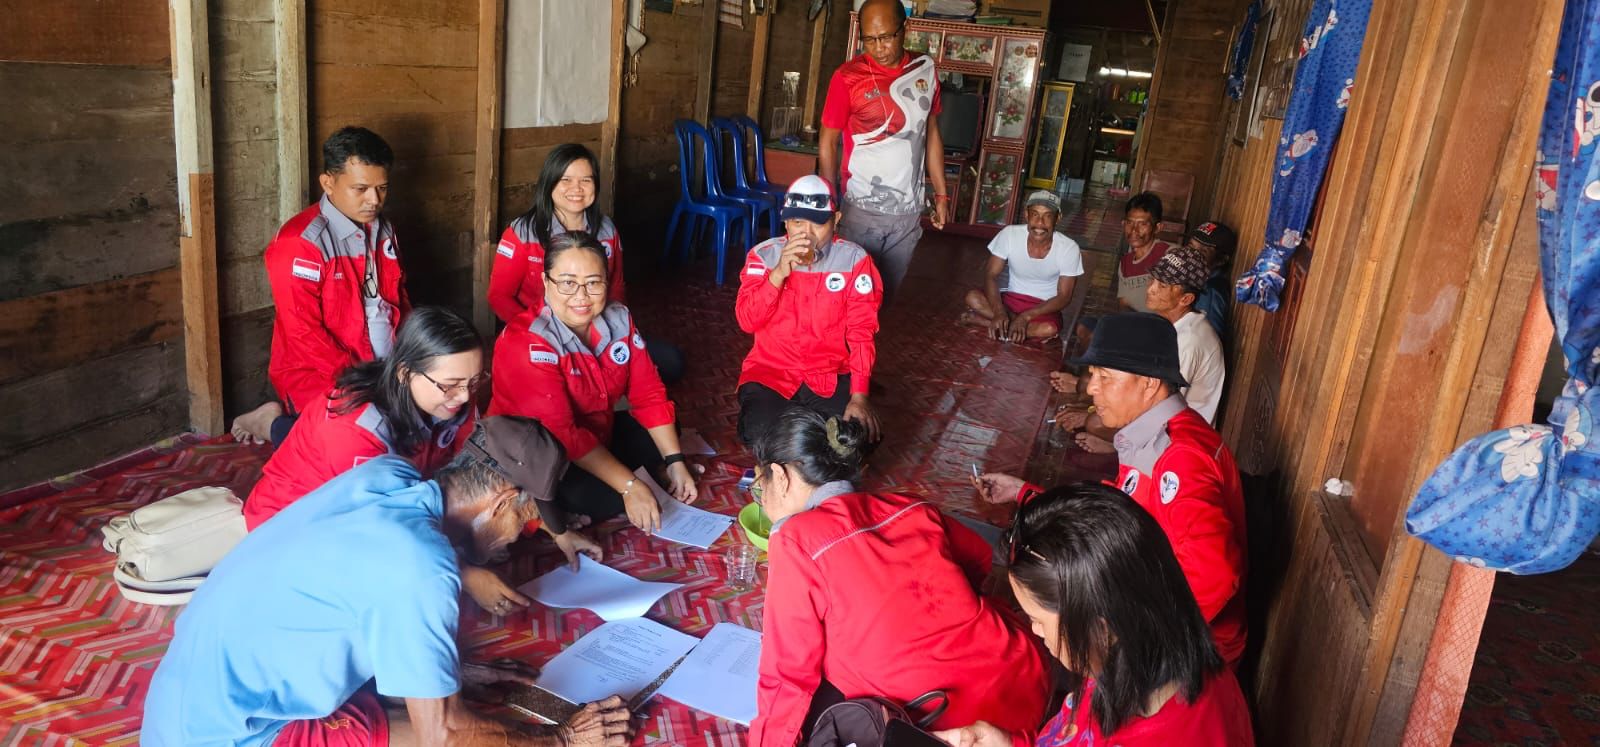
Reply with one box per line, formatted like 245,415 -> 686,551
544,273 -> 608,296
784,192 -> 833,211
418,370 -> 491,397
860,23 -> 904,47
1002,523 -> 1046,566
748,465 -> 766,505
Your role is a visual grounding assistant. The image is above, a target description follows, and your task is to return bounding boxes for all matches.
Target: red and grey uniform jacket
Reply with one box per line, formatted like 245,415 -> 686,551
487,214 -> 625,324
735,237 -> 882,399
265,196 -> 409,413
1015,397 -> 1248,666
488,303 -> 674,459
243,392 -> 473,530
750,488 -> 1051,747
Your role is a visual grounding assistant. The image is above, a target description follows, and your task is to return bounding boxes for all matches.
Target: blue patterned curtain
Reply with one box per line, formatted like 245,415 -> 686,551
1235,0 -> 1373,311
1405,0 -> 1600,575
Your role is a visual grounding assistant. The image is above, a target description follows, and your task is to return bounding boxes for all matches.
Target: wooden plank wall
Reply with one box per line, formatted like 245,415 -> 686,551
0,1 -> 187,491
615,3 -> 849,248
1137,0 -> 1242,217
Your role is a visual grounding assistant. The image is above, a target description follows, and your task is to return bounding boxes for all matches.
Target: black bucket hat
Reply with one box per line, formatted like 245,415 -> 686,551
1069,312 -> 1188,389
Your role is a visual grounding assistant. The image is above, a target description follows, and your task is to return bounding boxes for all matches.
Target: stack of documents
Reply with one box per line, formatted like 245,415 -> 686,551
516,556 -> 683,621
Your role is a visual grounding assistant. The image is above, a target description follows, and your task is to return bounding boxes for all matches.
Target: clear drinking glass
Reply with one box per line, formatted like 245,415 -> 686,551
726,545 -> 760,591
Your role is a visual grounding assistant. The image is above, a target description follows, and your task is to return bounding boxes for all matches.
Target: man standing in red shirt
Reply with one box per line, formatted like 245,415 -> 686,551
977,313 -> 1249,667
231,127 -> 410,445
819,0 -> 950,305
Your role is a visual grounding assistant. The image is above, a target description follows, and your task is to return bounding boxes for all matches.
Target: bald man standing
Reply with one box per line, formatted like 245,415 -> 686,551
819,0 -> 950,306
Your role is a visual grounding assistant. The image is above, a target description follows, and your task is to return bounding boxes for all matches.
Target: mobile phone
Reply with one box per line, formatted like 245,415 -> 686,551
885,719 -> 949,747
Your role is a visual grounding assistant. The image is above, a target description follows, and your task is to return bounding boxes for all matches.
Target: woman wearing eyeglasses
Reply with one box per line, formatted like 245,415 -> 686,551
934,484 -> 1253,747
747,408 -> 1049,747
489,231 -> 698,533
487,142 -> 685,383
244,306 -> 485,531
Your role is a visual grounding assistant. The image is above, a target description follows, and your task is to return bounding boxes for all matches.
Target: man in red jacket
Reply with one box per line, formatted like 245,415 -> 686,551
976,312 -> 1249,667
231,127 -> 410,445
736,175 -> 884,447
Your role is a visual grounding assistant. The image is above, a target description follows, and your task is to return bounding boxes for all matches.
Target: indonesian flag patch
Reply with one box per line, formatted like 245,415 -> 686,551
291,258 -> 322,282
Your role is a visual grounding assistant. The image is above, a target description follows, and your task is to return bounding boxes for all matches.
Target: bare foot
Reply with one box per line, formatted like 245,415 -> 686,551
231,401 -> 283,444
1075,432 -> 1116,455
959,309 -> 991,326
565,512 -> 594,530
1049,371 -> 1078,393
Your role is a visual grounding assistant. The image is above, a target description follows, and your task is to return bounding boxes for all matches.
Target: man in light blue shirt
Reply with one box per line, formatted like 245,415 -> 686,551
142,416 -> 631,746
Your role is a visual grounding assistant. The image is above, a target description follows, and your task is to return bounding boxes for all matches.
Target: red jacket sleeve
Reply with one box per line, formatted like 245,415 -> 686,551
488,226 -> 529,324
750,530 -> 831,747
821,70 -> 850,131
736,249 -> 784,334
606,230 -> 627,306
845,255 -> 882,395
489,333 -> 603,460
623,321 -> 675,429
1157,451 -> 1245,624
265,236 -> 357,413
939,511 -> 994,591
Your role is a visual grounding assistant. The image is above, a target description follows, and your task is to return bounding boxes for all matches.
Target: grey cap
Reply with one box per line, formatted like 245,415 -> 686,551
1024,190 -> 1061,213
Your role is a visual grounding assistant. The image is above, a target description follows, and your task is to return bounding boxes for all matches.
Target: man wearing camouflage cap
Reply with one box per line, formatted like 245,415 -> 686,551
1145,245 -> 1227,423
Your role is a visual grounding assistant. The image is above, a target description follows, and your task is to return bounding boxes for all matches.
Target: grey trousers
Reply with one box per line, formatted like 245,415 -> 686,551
839,203 -> 924,304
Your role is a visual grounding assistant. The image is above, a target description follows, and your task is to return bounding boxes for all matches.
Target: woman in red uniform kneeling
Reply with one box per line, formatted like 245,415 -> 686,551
747,408 -> 1050,747
935,484 -> 1254,747
489,231 -> 698,532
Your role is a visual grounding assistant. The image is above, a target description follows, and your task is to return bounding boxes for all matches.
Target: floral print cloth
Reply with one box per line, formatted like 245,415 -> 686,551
1406,0 -> 1600,574
1234,0 -> 1372,311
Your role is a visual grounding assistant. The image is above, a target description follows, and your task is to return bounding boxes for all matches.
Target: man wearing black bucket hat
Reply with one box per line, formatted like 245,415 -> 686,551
972,313 -> 1249,667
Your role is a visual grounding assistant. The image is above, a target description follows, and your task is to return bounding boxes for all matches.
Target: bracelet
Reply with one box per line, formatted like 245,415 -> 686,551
618,478 -> 636,499
934,194 -> 951,202
662,453 -> 686,467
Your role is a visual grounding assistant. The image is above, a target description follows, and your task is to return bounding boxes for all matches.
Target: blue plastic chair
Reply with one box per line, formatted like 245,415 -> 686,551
732,115 -> 787,197
665,119 -> 752,285
709,117 -> 782,238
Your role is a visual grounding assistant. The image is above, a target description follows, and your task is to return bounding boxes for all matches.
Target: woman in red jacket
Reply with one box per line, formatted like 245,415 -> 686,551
487,143 -> 683,382
489,231 -> 698,532
934,484 -> 1254,747
245,307 -> 602,611
747,408 -> 1050,747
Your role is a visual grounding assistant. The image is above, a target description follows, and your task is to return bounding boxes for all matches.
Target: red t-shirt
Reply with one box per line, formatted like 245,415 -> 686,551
1036,671 -> 1253,747
1117,239 -> 1175,311
821,53 -> 941,215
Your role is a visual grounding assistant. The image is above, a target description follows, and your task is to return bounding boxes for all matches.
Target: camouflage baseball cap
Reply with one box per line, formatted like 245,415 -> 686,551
1149,246 -> 1212,293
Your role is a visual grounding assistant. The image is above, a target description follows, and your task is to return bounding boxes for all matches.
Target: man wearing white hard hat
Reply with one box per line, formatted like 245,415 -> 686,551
734,175 -> 884,447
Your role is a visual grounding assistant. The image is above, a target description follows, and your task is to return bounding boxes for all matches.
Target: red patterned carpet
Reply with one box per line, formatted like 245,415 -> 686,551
0,231 -> 1081,744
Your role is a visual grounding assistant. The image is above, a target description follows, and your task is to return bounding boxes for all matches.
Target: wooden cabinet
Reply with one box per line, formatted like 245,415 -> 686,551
847,14 -> 1046,232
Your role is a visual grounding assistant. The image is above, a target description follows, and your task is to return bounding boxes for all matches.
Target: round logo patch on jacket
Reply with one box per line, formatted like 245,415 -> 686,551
381,237 -> 397,260
632,331 -> 645,350
1120,470 -> 1140,495
825,272 -> 846,292
437,425 -> 459,449
1160,471 -> 1181,504
608,340 -> 631,365
854,273 -> 875,294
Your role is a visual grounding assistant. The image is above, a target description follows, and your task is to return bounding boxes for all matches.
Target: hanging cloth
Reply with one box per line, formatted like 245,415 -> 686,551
1234,0 -> 1373,311
1226,0 -> 1262,101
1405,0 -> 1600,574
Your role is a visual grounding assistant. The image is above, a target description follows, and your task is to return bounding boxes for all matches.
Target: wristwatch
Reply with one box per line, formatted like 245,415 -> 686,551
662,453 -> 686,467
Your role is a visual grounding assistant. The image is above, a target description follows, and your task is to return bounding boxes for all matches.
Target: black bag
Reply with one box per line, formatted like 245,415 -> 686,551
807,691 -> 949,747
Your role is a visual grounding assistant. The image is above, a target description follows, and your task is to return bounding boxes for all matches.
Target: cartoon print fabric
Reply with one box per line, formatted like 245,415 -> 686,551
1234,0 -> 1373,311
1406,0 -> 1600,574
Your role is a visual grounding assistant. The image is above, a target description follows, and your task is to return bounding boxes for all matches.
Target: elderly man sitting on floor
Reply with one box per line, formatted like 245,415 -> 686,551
141,416 -> 632,747
962,190 -> 1084,342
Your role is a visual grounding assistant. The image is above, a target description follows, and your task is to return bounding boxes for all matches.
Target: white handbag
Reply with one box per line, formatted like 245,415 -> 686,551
101,486 -> 248,605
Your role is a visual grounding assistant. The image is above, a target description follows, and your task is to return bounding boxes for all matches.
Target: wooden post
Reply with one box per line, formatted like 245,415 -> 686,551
747,9 -> 772,119
694,0 -> 720,122
601,0 -> 626,214
802,12 -> 827,128
169,0 -> 225,435
471,0 -> 507,337
274,0 -> 309,220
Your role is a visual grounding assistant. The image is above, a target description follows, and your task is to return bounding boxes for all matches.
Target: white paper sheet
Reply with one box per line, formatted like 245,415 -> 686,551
679,428 -> 718,456
534,618 -> 699,704
658,623 -> 763,725
504,0 -> 612,127
634,467 -> 735,549
516,556 -> 683,621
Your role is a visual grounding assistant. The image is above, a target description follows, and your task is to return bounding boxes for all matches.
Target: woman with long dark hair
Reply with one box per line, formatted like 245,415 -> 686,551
486,143 -> 684,382
489,231 -> 699,531
934,484 -> 1254,747
244,306 -> 484,530
746,408 -> 1050,747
